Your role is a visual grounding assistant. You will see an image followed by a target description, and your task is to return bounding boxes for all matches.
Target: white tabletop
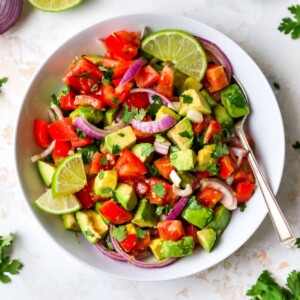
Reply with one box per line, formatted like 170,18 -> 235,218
1,1 -> 300,299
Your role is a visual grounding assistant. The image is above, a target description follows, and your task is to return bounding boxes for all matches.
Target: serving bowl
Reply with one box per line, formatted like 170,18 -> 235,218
15,13 -> 285,281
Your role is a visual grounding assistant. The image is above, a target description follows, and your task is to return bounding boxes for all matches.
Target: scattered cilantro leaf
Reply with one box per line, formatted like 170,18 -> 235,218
98,169 -> 104,180
238,202 -> 247,212
76,128 -> 86,139
220,128 -> 232,138
50,93 -> 60,106
0,77 -> 8,92
110,97 -> 118,105
76,144 -> 98,164
152,182 -> 166,198
179,130 -> 193,139
141,144 -> 154,157
134,108 -> 147,122
292,141 -> 300,149
155,204 -> 172,216
73,72 -> 93,79
59,86 -> 70,96
118,133 -> 125,137
121,105 -> 137,122
273,82 -> 280,90
148,95 -> 163,117
84,230 -> 95,237
101,68 -> 114,84
212,135 -> 229,158
208,164 -> 219,176
278,5 -> 300,39
111,144 -> 121,154
105,234 -> 114,251
112,226 -> 127,242
181,94 -> 193,104
295,237 -> 300,248
100,156 -> 108,166
136,227 -> 147,240
99,66 -> 108,72
101,187 -> 113,195
192,133 -> 205,152
145,163 -> 161,177
286,270 -> 300,298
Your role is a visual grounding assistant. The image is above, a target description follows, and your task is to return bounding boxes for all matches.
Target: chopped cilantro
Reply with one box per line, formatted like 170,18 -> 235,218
155,204 -> 172,216
134,108 -> 147,122
208,164 -> 219,176
110,97 -> 118,105
100,68 -> 114,84
0,77 -> 8,92
111,144 -> 121,154
84,230 -> 95,237
112,226 -> 127,242
59,86 -> 70,96
211,135 -> 229,158
100,156 -> 108,166
292,141 -> 300,149
238,202 -> 247,212
220,128 -> 232,138
101,187 -> 113,195
141,144 -> 154,157
145,163 -> 161,177
148,95 -> 163,117
121,105 -> 146,123
136,227 -> 147,240
76,129 -> 86,139
99,66 -> 108,72
179,130 -> 193,139
76,144 -> 98,164
152,182 -> 166,198
73,72 -> 93,79
50,93 -> 60,106
105,234 -> 114,250
242,164 -> 249,172
118,133 -> 125,137
273,82 -> 280,90
192,133 -> 205,152
98,169 -> 104,180
181,94 -> 193,103
296,237 -> 300,248
278,5 -> 300,39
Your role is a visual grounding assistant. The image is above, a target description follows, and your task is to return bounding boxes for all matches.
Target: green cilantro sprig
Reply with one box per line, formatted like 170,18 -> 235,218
181,94 -> 193,104
136,228 -> 147,240
0,77 -> 8,93
121,105 -> 146,123
152,182 -> 166,198
211,135 -> 229,158
148,95 -> 163,117
278,5 -> 300,39
112,226 -> 127,242
292,141 -> 300,149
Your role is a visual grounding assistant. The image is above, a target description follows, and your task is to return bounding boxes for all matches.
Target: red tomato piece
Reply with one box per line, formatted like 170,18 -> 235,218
153,156 -> 176,179
112,78 -> 122,87
115,149 -> 147,181
34,119 -> 52,148
132,231 -> 151,253
74,94 -> 106,110
89,152 -> 103,175
234,158 -> 255,184
101,82 -> 132,108
159,65 -> 174,85
219,155 -> 235,180
157,220 -> 185,242
186,225 -> 198,245
135,65 -> 160,88
194,171 -> 211,180
203,120 -> 222,144
99,200 -> 132,224
102,58 -> 119,68
119,234 -> 137,253
71,136 -> 94,148
196,187 -> 223,209
113,60 -> 135,78
192,122 -> 206,137
146,177 -> 171,205
134,180 -> 149,198
156,83 -> 173,98
205,64 -> 229,92
48,117 -> 78,141
235,181 -> 255,203
52,141 -> 72,165
123,92 -> 149,109
59,90 -> 78,111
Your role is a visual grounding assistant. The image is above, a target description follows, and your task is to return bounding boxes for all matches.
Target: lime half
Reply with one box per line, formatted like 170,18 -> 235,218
52,153 -> 86,197
28,0 -> 83,12
35,189 -> 81,215
142,30 -> 207,81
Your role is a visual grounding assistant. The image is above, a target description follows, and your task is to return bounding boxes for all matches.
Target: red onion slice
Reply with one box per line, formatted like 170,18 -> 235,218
231,146 -> 249,168
50,104 -> 63,120
172,184 -> 193,197
31,140 -> 56,163
153,138 -> 170,156
0,0 -> 23,34
165,196 -> 190,221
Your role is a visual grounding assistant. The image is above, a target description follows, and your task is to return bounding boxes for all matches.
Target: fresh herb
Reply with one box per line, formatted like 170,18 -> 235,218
76,128 -> 86,139
152,63 -> 163,73
273,82 -> 280,90
292,141 -> 300,149
50,93 -> 60,106
111,144 -> 121,154
246,269 -> 300,299
212,135 -> 229,158
76,144 -> 98,164
100,156 -> 108,166
0,77 -> 8,92
112,226 -> 127,242
59,86 -> 70,96
98,169 -> 104,180
179,130 -> 193,139
134,108 -> 146,122
110,97 -> 118,105
100,68 -> 114,84
181,94 -> 193,104
145,163 -> 161,177
101,187 -> 113,195
84,230 -> 95,237
220,128 -> 232,138
105,234 -> 114,250
121,105 -> 146,122
155,204 -> 172,216
99,66 -> 108,72
170,145 -> 180,153
278,5 -> 300,39
73,72 -> 93,79
136,227 -> 147,240
141,144 -> 154,157
238,202 -> 247,212
118,133 -> 125,137
208,164 -> 220,176
193,133 -> 205,152
152,182 -> 166,198
0,233 -> 23,284
148,95 -> 163,117
296,237 -> 300,248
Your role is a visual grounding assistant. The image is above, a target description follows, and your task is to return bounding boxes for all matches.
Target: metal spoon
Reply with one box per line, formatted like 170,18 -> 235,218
233,75 -> 296,248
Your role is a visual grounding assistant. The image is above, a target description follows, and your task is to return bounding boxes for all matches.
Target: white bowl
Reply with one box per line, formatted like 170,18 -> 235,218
15,13 -> 285,281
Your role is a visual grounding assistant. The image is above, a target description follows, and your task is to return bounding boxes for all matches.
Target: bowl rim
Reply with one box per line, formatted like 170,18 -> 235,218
14,11 -> 285,281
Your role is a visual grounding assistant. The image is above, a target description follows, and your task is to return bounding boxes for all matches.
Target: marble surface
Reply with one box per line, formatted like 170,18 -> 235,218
1,0 -> 300,299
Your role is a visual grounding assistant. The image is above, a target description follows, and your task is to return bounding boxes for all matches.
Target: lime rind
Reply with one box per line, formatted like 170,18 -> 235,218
28,0 -> 83,12
141,30 -> 207,81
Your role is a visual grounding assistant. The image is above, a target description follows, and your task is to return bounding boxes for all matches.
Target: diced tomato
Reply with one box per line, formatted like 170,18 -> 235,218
156,84 -> 173,98
34,119 -> 52,148
157,220 -> 185,242
104,31 -> 140,61
234,158 -> 255,184
192,122 -> 206,137
113,60 -> 135,78
99,199 -> 132,224
195,171 -> 211,180
135,65 -> 160,88
205,64 -> 229,92
101,82 -> 132,108
203,120 -> 222,144
89,152 -> 103,175
104,48 -> 125,61
89,152 -> 116,174
196,187 -> 223,209
59,90 -> 78,110
165,187 -> 180,206
159,65 -> 174,85
119,233 -> 137,252
102,58 -> 119,68
123,92 -> 149,109
112,78 -> 122,87
74,94 -> 106,110
52,141 -> 72,165
235,181 -> 255,203
134,180 -> 149,198
146,177 -> 172,205
132,231 -> 151,253
219,155 -> 235,179
63,58 -> 103,94
186,225 -> 198,244
48,117 -> 78,141
71,136 -> 94,148
153,156 -> 176,179
115,149 -> 147,181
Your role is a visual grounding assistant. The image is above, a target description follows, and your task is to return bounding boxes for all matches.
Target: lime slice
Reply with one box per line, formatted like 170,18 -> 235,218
52,153 -> 87,197
35,189 -> 81,215
142,30 -> 207,81
28,0 -> 83,12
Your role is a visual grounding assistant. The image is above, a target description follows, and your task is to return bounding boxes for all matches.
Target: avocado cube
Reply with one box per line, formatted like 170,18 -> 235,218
131,143 -> 154,163
205,205 -> 231,236
178,171 -> 195,188
125,223 -> 136,235
161,236 -> 194,258
132,198 -> 158,228
115,183 -> 137,211
38,160 -> 55,187
167,117 -> 194,150
213,105 -> 234,128
83,55 -> 104,65
103,107 -> 119,126
197,228 -> 217,252
105,126 -> 136,153
149,238 -> 165,261
94,202 -> 110,224
197,144 -> 218,171
181,197 -> 213,228
93,170 -> 118,198
155,106 -> 181,122
200,89 -> 218,108
179,89 -> 211,116
76,210 -> 108,244
62,213 -> 80,231
70,106 -> 104,124
179,77 -> 203,94
170,149 -> 196,171
173,69 -> 188,91
221,84 -> 250,118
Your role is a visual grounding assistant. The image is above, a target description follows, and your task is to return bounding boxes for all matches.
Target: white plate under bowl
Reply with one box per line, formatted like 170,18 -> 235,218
15,13 -> 285,281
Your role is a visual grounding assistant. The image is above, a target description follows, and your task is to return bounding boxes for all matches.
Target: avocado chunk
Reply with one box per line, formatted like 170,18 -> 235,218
115,183 -> 137,211
76,210 -> 108,243
221,84 -> 250,118
178,171 -> 195,188
181,196 -> 213,228
132,198 -> 158,228
170,149 -> 196,171
167,117 -> 194,150
149,238 -> 165,261
205,204 -> 231,236
131,143 -> 154,163
197,228 -> 217,252
173,69 -> 188,92
105,126 -> 136,153
94,202 -> 110,224
62,213 -> 80,231
179,89 -> 211,116
125,223 -> 136,235
197,144 -> 218,171
103,107 -> 119,126
161,236 -> 194,258
156,106 -> 181,121
213,105 -> 234,128
38,160 -> 55,187
179,77 -> 203,94
83,55 -> 104,65
201,89 -> 218,108
70,106 -> 104,124
93,170 -> 118,198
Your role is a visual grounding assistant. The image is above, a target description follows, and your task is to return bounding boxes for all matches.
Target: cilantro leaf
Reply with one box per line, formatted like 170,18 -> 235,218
76,128 -> 86,139
101,187 -> 113,195
278,5 -> 300,39
238,202 -> 247,212
110,97 -> 119,105
112,226 -> 127,242
211,135 -> 229,158
296,237 -> 300,248
273,82 -> 280,90
59,86 -> 70,96
50,93 -> 60,106
0,77 -> 8,92
105,234 -> 114,251
136,227 -> 147,240
155,204 -> 172,216
148,95 -> 163,117
76,144 -> 98,164
84,230 -> 95,237
111,144 -> 121,154
145,163 -> 161,177
152,182 -> 166,198
141,144 -> 154,157
98,169 -> 104,180
179,130 -> 193,139
100,156 -> 108,166
134,108 -> 146,122
208,164 -> 219,176
121,105 -> 137,122
181,94 -> 193,103
292,141 -> 300,149
286,270 -> 300,299
73,72 -> 93,79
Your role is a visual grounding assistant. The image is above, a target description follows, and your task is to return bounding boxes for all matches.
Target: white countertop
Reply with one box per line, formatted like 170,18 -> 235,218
1,1 -> 300,299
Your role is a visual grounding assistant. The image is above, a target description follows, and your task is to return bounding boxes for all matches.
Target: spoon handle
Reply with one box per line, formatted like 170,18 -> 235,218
236,126 -> 296,248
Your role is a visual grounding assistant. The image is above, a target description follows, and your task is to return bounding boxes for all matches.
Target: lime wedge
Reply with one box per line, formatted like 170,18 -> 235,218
35,189 -> 81,215
142,30 -> 207,81
28,0 -> 83,12
52,153 -> 87,197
